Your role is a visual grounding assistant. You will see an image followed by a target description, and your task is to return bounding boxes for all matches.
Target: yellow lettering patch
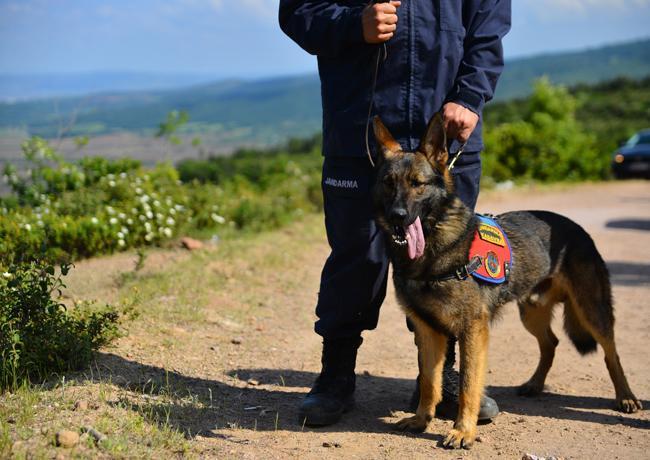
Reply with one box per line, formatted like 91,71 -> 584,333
478,224 -> 506,247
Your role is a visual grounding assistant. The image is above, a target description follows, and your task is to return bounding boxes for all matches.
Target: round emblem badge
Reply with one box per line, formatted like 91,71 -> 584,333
485,251 -> 501,277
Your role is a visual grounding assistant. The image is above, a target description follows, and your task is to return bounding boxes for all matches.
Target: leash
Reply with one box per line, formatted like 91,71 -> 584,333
363,0 -> 467,171
364,0 -> 391,168
364,44 -> 388,169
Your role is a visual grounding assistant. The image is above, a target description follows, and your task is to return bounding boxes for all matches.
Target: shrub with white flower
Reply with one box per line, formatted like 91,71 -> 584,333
1,134 -> 322,265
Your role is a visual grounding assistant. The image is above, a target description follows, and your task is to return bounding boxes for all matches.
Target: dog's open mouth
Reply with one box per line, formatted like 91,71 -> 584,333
392,226 -> 408,246
391,216 -> 425,259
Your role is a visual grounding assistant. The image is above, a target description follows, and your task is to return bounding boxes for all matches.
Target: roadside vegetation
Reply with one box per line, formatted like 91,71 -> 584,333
0,76 -> 648,457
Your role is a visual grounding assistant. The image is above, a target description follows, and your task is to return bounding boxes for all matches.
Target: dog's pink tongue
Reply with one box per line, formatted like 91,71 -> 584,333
405,216 -> 425,259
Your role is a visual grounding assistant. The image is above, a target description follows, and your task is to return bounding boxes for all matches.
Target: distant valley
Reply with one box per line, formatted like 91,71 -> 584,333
0,38 -> 648,161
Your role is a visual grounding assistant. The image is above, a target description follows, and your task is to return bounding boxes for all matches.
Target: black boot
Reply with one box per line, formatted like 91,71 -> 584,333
299,336 -> 363,427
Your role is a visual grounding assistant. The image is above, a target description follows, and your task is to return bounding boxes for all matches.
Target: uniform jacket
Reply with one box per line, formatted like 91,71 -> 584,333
279,0 -> 511,157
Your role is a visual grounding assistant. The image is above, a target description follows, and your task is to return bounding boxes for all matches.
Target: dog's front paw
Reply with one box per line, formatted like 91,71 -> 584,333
442,427 -> 476,449
396,415 -> 429,432
617,395 -> 643,413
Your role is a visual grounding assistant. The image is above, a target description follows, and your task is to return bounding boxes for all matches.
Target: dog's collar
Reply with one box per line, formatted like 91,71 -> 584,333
425,255 -> 483,284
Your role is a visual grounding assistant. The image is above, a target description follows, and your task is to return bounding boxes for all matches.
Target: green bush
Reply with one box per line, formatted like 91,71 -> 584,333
1,135 -> 323,265
0,160 -> 195,264
483,78 -> 605,182
0,261 -> 121,390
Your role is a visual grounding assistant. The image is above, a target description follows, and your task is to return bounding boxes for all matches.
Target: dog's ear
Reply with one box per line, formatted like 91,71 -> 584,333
373,116 -> 401,161
419,113 -> 448,169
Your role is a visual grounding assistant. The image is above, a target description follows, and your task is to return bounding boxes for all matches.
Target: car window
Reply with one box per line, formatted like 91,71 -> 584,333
627,132 -> 650,146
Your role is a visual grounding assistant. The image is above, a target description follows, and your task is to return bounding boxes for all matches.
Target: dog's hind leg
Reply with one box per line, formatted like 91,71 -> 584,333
563,285 -> 642,413
517,279 -> 560,396
397,314 -> 447,432
559,237 -> 642,412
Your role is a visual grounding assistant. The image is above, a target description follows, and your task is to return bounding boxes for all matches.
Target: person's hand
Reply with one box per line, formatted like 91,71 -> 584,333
362,1 -> 401,44
442,102 -> 479,143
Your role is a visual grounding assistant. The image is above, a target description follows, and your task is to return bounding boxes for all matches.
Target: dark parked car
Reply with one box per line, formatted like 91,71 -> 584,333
612,129 -> 650,179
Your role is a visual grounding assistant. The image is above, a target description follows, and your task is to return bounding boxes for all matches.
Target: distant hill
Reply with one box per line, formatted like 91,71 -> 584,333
0,38 -> 648,149
0,72 -> 219,101
497,38 -> 650,99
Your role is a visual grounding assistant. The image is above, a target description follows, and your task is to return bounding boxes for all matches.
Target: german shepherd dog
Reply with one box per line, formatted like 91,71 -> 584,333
372,114 -> 642,449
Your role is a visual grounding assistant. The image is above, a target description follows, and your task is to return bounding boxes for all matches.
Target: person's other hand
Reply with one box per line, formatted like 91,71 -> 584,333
362,1 -> 401,44
442,102 -> 479,143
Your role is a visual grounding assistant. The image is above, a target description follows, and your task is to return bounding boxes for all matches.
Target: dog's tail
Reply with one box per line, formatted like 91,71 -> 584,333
561,227 -> 613,355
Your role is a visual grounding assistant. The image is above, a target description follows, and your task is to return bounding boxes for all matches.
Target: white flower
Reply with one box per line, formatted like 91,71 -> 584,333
24,223 -> 32,231
37,220 -> 44,227
153,200 -> 160,208
117,232 -> 124,239
118,239 -> 126,247
118,213 -> 126,220
109,180 -> 116,187
120,172 -> 127,179
91,217 -> 99,225
109,217 -> 118,225
211,213 -> 226,224
144,233 -> 154,242
2,272 -> 12,279
146,211 -> 153,220
156,213 -> 163,221
145,222 -> 152,232
106,206 -> 115,215
166,217 -> 175,226
135,187 -> 143,195
163,227 -> 172,238
127,218 -> 134,225
121,226 -> 129,235
169,208 -> 176,215
139,215 -> 146,222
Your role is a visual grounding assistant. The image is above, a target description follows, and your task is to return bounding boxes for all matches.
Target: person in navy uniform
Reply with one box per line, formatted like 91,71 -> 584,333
279,0 -> 511,426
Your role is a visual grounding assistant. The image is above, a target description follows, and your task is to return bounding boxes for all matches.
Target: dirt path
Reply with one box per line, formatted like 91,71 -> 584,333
71,181 -> 650,459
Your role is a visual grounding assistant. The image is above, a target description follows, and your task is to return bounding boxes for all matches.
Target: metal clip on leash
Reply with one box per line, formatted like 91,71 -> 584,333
447,141 -> 467,171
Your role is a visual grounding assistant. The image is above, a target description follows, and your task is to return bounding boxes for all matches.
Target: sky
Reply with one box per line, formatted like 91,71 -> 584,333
0,0 -> 649,78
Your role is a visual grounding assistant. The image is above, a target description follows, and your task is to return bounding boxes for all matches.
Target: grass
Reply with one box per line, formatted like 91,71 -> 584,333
0,212 -> 325,458
0,378 -> 192,459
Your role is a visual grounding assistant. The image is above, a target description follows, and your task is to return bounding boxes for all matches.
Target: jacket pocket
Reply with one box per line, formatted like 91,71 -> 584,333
438,0 -> 465,33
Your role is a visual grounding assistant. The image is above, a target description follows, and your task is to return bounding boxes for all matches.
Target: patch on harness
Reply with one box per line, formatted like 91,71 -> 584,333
469,214 -> 513,284
478,223 -> 506,247
485,251 -> 501,277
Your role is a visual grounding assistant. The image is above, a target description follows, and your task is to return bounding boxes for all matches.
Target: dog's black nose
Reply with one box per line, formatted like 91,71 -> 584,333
390,208 -> 408,223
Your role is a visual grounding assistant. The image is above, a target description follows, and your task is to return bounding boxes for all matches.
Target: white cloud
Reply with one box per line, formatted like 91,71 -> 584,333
238,0 -> 276,19
523,0 -> 650,14
178,0 -> 275,19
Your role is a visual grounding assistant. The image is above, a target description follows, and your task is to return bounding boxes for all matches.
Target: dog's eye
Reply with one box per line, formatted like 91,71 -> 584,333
383,175 -> 394,186
411,180 -> 426,188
